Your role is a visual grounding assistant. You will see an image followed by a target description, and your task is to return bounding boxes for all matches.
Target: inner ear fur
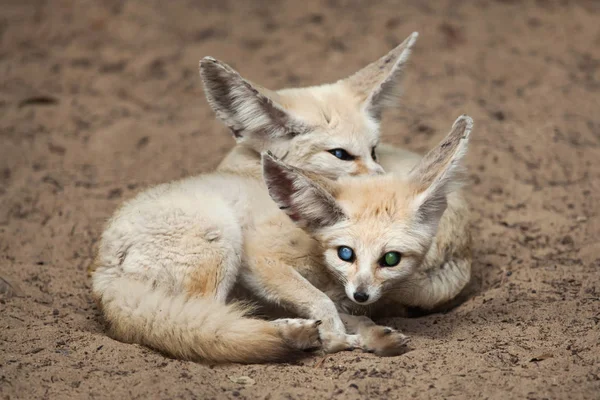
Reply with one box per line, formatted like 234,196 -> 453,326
200,57 -> 301,140
262,152 -> 346,231
408,115 -> 473,225
342,32 -> 419,120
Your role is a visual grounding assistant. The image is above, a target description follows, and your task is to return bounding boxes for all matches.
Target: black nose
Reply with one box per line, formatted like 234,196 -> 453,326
353,292 -> 369,303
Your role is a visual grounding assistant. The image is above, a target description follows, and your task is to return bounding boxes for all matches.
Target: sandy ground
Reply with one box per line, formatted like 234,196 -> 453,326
1,0 -> 600,399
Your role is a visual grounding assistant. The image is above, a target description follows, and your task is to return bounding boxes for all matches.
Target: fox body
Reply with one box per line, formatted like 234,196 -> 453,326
91,33 -> 472,363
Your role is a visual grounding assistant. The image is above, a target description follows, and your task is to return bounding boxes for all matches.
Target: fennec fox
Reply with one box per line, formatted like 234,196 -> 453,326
209,33 -> 418,179
92,34 -> 426,362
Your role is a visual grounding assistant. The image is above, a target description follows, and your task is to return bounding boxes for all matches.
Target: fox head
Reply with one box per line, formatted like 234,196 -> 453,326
263,115 -> 472,306
200,33 -> 418,179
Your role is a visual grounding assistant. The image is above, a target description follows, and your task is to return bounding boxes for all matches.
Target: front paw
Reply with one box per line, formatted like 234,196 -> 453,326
359,326 -> 410,357
273,318 -> 322,350
318,331 -> 361,354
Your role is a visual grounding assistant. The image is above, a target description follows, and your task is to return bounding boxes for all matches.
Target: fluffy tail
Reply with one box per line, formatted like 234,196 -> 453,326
92,274 -> 303,363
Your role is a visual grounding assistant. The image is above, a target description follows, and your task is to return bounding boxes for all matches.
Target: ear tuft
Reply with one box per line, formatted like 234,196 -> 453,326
450,114 -> 473,141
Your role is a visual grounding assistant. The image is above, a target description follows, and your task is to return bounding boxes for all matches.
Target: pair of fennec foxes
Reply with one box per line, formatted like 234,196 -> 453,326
91,32 -> 473,363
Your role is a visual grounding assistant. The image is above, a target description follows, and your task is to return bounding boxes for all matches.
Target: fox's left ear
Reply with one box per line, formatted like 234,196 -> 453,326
342,32 -> 418,120
262,152 -> 346,232
407,115 -> 473,235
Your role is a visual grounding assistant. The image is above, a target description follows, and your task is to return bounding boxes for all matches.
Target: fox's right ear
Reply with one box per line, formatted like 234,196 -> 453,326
200,57 -> 302,141
262,152 -> 346,232
342,32 -> 418,120
407,115 -> 473,235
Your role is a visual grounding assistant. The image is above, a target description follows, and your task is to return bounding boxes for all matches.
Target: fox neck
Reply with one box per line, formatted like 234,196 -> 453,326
216,144 -> 263,178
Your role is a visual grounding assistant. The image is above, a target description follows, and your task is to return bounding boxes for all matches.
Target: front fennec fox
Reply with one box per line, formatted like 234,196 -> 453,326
247,116 -> 473,355
91,34 -> 424,362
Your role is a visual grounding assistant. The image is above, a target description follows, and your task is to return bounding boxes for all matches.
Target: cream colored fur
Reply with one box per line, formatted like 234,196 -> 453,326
91,33 -> 471,363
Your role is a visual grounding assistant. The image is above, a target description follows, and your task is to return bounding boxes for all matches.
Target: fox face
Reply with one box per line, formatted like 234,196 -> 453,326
264,115 -> 473,306
318,179 -> 431,305
200,33 -> 418,179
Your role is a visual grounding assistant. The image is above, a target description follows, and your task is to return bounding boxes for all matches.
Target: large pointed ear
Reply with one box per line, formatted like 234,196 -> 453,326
343,32 -> 418,120
200,57 -> 302,140
262,152 -> 346,232
408,115 -> 473,233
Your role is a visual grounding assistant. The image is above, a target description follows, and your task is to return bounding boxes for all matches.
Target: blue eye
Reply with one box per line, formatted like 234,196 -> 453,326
328,148 -> 355,161
337,246 -> 355,262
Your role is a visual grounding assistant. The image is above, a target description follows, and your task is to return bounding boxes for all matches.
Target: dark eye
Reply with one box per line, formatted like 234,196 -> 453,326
379,251 -> 401,267
328,148 -> 356,161
371,147 -> 377,161
337,246 -> 355,262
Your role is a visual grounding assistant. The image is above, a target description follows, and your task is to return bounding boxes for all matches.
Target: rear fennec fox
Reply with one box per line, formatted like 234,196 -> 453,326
91,33 -> 472,363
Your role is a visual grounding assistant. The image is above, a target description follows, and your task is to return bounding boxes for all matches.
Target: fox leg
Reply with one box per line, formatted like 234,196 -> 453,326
100,191 -> 246,304
339,314 -> 409,357
175,229 -> 325,352
240,259 -> 361,353
148,202 -> 245,304
181,222 -> 243,304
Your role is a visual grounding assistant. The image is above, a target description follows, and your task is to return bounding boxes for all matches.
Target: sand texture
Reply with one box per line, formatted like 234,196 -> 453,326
1,0 -> 599,399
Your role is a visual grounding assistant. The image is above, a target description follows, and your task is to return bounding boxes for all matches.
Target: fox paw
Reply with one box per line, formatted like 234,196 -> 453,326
360,326 -> 410,357
319,331 -> 361,354
273,318 -> 322,350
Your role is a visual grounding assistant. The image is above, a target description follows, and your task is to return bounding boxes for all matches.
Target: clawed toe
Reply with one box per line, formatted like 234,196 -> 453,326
274,318 -> 322,350
360,325 -> 410,357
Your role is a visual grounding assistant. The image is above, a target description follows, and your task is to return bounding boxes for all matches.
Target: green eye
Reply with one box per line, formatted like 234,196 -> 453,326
380,251 -> 401,267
